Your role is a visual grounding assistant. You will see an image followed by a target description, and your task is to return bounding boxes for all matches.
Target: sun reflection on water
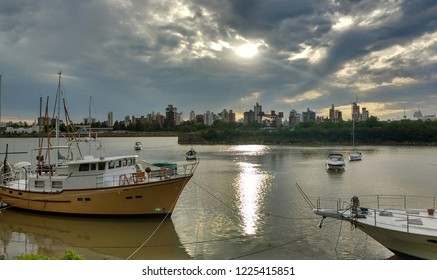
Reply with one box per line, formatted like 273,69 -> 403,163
235,160 -> 270,236
229,145 -> 268,156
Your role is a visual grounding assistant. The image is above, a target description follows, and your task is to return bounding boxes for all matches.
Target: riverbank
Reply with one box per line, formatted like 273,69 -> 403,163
3,131 -> 437,146
0,131 -> 179,138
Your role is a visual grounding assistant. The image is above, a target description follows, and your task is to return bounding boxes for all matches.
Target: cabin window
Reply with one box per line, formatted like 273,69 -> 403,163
90,163 -> 97,171
116,160 -> 122,168
98,162 -> 106,170
35,181 -> 45,188
79,164 -> 90,171
51,181 -> 63,188
127,158 -> 133,166
108,161 -> 115,169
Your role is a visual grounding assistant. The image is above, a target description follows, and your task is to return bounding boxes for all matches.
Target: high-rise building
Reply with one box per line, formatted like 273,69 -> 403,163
177,112 -> 183,125
107,111 -> 114,127
352,102 -> 360,121
166,104 -> 177,127
124,115 -> 131,125
289,109 -> 300,126
329,104 -> 335,121
302,108 -> 316,122
254,102 -> 262,123
361,107 -> 369,121
220,109 -> 229,122
189,111 -> 196,121
244,110 -> 256,124
335,110 -> 343,121
204,111 -> 214,125
229,110 -> 236,122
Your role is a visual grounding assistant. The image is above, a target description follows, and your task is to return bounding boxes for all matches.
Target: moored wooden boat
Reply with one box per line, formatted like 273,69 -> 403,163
0,72 -> 199,216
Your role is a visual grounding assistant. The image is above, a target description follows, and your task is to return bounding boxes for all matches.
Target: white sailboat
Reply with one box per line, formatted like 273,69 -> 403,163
349,109 -> 362,161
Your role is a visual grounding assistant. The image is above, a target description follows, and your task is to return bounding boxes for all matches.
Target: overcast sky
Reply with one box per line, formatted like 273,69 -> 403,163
1,0 -> 436,123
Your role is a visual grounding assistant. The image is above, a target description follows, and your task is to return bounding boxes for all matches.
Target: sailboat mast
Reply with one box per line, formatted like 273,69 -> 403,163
352,116 -> 355,149
0,74 -> 2,124
89,96 -> 92,121
56,71 -> 62,145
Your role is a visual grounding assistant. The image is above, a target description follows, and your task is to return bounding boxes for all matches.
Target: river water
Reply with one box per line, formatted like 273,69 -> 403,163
1,137 -> 436,260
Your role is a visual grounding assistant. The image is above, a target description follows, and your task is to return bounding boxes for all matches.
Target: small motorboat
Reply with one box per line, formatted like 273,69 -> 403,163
134,141 -> 142,151
185,148 -> 197,160
325,153 -> 345,171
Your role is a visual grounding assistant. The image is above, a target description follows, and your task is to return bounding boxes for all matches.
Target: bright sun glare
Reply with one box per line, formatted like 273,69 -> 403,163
235,43 -> 259,58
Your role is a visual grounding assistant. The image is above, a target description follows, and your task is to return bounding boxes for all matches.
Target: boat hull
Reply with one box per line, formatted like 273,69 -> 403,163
0,176 -> 192,216
348,152 -> 362,161
325,163 -> 345,171
355,221 -> 437,259
314,208 -> 437,259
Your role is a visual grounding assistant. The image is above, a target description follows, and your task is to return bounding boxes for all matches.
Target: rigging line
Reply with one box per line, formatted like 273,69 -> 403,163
363,234 -> 369,260
192,178 -> 235,201
193,179 -> 202,259
335,219 -> 343,260
125,195 -> 182,260
193,180 -> 318,222
228,220 -> 340,260
191,179 -> 241,223
125,182 -> 185,260
192,179 -> 323,226
125,212 -> 171,260
295,182 -> 315,209
265,212 -> 319,220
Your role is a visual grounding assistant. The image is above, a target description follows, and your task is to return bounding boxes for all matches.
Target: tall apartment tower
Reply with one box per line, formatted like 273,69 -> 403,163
254,102 -> 262,123
229,110 -> 236,122
107,111 -> 114,127
189,111 -> 196,121
352,102 -> 360,121
329,104 -> 335,121
166,104 -> 177,127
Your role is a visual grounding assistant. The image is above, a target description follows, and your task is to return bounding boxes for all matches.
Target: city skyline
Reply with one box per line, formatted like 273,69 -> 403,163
0,1 -> 436,124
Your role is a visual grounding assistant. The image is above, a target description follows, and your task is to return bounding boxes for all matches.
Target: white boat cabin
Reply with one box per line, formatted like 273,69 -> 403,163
7,155 -> 166,192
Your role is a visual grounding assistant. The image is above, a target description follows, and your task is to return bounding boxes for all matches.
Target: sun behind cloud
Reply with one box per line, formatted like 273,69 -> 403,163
235,43 -> 259,58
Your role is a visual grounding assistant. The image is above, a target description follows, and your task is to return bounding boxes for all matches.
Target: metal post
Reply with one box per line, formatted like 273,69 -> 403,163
374,209 -> 377,226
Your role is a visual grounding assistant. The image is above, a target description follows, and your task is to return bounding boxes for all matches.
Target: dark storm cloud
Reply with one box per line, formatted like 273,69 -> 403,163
0,0 -> 436,122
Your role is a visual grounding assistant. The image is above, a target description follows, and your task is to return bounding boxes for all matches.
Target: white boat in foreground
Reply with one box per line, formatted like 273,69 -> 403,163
325,153 -> 345,171
306,189 -> 437,259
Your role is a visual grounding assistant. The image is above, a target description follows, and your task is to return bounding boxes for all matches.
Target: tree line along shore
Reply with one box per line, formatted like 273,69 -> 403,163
2,117 -> 437,146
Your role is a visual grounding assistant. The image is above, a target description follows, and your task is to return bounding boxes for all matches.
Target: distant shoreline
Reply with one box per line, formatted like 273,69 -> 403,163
0,131 -> 179,138
2,131 -> 437,146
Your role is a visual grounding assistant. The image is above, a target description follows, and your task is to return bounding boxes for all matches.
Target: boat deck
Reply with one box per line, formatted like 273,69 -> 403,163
341,208 -> 437,237
313,194 -> 437,237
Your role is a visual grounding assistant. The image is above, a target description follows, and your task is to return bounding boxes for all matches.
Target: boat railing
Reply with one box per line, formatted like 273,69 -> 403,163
96,159 -> 199,188
314,195 -> 437,234
364,208 -> 437,234
314,194 -> 437,212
